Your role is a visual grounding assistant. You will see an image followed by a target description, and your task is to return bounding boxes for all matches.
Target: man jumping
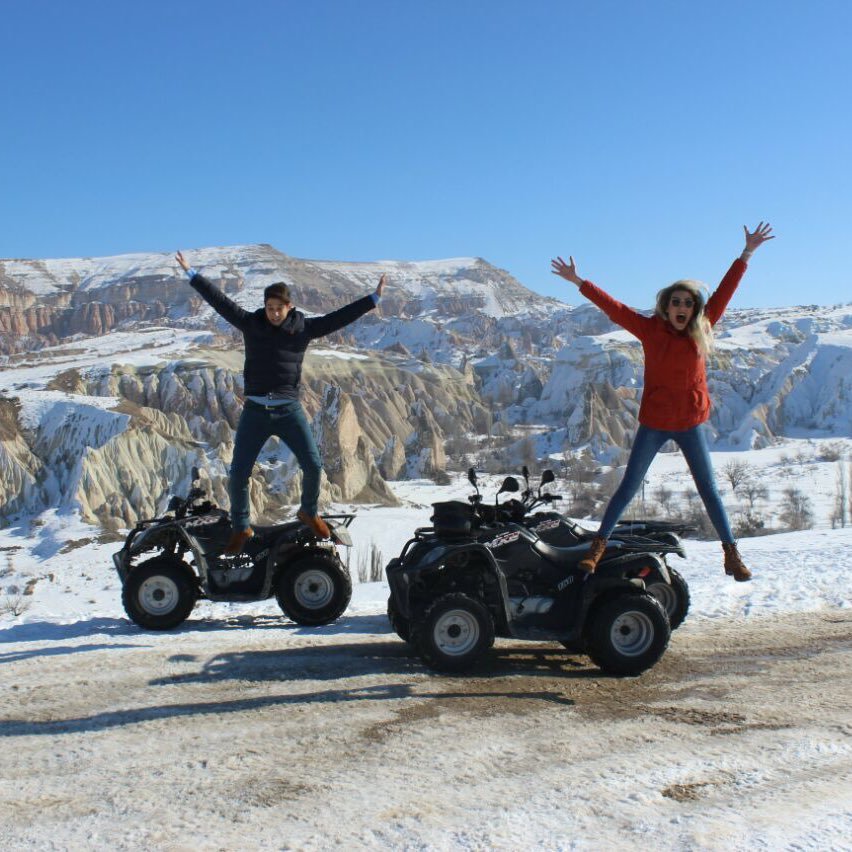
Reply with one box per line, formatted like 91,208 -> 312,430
176,250 -> 385,553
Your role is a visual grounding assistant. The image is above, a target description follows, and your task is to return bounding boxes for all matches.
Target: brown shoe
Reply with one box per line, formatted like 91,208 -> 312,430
297,510 -> 331,540
723,542 -> 752,582
224,527 -> 254,556
578,536 -> 607,574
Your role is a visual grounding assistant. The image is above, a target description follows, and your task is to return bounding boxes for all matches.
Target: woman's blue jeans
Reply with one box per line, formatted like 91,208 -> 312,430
597,424 -> 734,543
229,399 -> 323,531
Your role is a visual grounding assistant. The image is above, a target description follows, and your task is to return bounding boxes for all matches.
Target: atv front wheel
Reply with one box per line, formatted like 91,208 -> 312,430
275,553 -> 352,626
646,566 -> 690,630
586,593 -> 670,677
413,593 -> 494,672
122,556 -> 197,631
387,595 -> 411,643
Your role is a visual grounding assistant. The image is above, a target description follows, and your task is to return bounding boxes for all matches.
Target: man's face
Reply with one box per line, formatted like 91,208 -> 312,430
666,289 -> 695,331
265,297 -> 292,326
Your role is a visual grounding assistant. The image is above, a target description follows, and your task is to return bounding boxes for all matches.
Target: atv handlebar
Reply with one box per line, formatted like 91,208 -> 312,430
168,486 -> 208,519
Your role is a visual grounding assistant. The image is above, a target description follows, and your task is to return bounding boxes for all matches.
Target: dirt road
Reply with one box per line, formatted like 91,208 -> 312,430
1,610 -> 850,850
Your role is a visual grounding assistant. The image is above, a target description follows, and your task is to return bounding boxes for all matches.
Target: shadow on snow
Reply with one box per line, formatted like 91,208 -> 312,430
0,639 -> 595,738
0,612 -> 391,649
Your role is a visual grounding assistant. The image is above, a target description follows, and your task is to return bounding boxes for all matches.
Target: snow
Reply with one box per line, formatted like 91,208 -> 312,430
1,470 -> 851,848
309,348 -> 370,361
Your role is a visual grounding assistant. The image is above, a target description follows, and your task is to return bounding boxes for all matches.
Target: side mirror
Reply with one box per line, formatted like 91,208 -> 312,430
498,476 -> 520,494
540,469 -> 555,486
467,467 -> 478,487
522,465 -> 530,481
191,466 -> 200,483
168,495 -> 182,512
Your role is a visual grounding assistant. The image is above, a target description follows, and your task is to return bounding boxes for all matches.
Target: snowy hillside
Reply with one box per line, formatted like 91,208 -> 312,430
1,243 -> 851,541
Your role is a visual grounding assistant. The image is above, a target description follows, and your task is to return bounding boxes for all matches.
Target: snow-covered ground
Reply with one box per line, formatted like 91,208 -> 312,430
1,471 -> 851,850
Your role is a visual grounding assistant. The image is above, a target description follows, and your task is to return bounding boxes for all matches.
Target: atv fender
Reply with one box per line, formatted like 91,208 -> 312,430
596,552 -> 670,585
117,522 -> 213,584
394,541 -> 513,629
121,548 -> 196,590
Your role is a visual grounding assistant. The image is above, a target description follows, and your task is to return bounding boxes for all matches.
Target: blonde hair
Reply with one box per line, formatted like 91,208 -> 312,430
654,279 -> 714,358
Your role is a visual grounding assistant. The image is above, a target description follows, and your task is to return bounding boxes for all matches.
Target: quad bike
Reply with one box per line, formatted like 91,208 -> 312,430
385,472 -> 672,676
517,467 -> 691,629
113,467 -> 354,630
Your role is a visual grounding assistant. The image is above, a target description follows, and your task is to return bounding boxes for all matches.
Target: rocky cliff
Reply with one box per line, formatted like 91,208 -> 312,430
0,340 -> 486,528
1,244 -> 851,532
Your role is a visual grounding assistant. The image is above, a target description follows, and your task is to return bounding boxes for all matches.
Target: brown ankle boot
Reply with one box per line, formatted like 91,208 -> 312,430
224,527 -> 254,556
722,542 -> 752,582
297,510 -> 331,540
579,536 -> 607,574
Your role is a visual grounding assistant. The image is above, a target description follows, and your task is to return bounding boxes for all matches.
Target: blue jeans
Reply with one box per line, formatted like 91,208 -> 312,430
597,424 -> 734,543
229,399 -> 323,531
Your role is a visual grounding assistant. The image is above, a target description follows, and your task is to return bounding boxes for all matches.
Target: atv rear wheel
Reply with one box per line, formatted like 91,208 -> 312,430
586,593 -> 670,677
413,593 -> 494,672
387,595 -> 411,643
122,556 -> 197,631
275,552 -> 352,626
646,566 -> 690,630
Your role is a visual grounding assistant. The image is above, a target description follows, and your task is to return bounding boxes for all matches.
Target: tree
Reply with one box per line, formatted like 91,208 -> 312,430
518,435 -> 537,470
779,488 -> 814,531
737,479 -> 769,511
831,459 -> 848,529
723,459 -> 753,493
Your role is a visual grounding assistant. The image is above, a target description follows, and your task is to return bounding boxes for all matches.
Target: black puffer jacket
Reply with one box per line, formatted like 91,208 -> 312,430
190,274 -> 376,398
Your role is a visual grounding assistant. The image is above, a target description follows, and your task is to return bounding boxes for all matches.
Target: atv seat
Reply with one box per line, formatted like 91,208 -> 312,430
251,521 -> 301,537
533,538 -> 620,568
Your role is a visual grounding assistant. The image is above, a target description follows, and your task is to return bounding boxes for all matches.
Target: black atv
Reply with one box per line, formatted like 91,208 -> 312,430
518,467 -> 691,629
113,467 -> 354,630
386,472 -> 671,677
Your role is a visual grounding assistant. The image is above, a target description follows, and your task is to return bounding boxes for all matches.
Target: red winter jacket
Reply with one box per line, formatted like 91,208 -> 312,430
578,258 -> 747,431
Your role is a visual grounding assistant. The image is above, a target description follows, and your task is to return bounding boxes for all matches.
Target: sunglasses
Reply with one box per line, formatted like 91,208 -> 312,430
669,296 -> 695,309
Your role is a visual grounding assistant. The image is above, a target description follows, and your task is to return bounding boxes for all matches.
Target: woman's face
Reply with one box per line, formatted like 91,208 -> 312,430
666,289 -> 696,331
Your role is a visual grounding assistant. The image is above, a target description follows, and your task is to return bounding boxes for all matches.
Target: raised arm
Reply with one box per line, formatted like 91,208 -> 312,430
706,222 -> 775,324
305,274 -> 385,340
176,250 -> 251,330
551,255 -> 652,339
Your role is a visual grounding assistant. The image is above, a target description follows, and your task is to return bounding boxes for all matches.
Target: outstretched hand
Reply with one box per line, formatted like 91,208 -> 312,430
551,255 -> 583,288
175,250 -> 190,272
743,222 -> 774,253
375,274 -> 386,298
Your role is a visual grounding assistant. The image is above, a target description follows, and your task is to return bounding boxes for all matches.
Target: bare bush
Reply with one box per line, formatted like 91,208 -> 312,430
357,541 -> 385,584
733,510 -> 767,538
0,590 -> 30,617
779,488 -> 814,531
431,469 -> 451,486
793,447 -> 813,467
653,485 -> 674,514
819,441 -> 846,463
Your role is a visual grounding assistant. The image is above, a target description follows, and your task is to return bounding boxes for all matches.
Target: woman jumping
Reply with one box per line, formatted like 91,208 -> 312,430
551,222 -> 774,581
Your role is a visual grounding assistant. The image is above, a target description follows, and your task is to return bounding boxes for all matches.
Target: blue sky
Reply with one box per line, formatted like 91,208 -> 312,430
2,0 -> 849,308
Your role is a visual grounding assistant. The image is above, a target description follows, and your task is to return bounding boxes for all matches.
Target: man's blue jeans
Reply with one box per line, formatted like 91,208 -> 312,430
597,424 -> 735,543
229,399 -> 323,531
